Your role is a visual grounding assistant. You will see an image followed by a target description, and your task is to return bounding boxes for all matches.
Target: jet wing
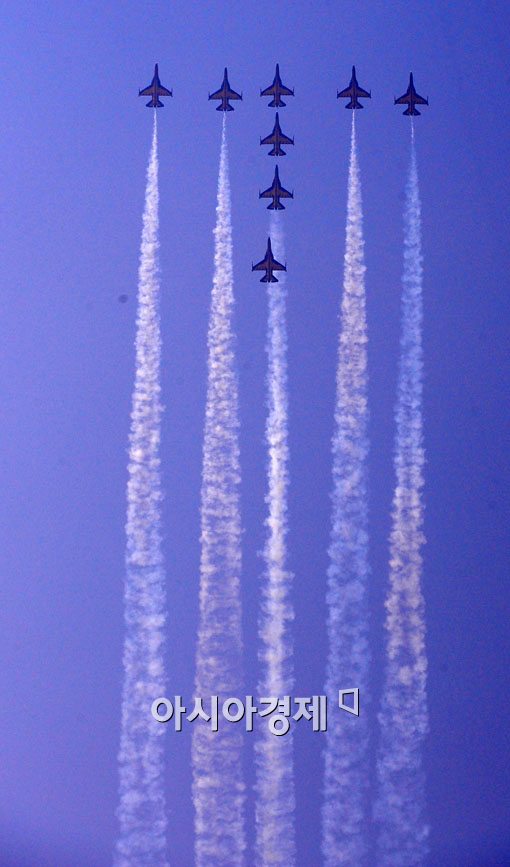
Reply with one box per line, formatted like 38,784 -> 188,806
226,87 -> 242,100
259,185 -> 275,198
261,129 -> 294,146
277,131 -> 294,145
261,83 -> 293,97
260,131 -> 277,146
252,256 -> 271,271
209,86 -> 225,100
157,85 -> 173,97
139,85 -> 154,96
413,92 -> 428,105
355,85 -> 371,98
253,253 -> 286,272
278,187 -> 293,198
337,85 -> 353,99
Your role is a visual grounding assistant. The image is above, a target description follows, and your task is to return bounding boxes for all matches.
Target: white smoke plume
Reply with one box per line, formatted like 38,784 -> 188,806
322,113 -> 371,867
254,212 -> 296,865
115,114 -> 168,866
192,115 -> 247,866
375,124 -> 429,865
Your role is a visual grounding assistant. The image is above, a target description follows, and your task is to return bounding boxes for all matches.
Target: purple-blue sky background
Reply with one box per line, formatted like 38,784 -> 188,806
1,2 -> 509,864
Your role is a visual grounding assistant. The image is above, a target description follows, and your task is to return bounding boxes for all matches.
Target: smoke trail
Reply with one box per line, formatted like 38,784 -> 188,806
322,113 -> 371,867
114,114 -> 168,867
254,212 -> 296,865
192,115 -> 246,866
375,124 -> 428,865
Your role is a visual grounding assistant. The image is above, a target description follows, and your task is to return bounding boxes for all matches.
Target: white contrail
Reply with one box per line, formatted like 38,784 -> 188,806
115,114 -> 168,867
192,115 -> 246,866
322,113 -> 371,867
254,212 -> 296,865
375,124 -> 429,866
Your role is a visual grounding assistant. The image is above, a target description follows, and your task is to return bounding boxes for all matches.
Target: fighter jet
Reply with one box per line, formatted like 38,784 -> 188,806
260,64 -> 294,107
337,66 -> 371,109
259,165 -> 294,210
209,68 -> 242,111
260,113 -> 294,156
394,73 -> 429,115
138,64 -> 173,107
252,238 -> 287,282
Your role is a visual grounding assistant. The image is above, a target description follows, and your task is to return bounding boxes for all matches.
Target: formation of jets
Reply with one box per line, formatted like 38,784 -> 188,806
254,64 -> 293,282
138,64 -> 428,284
138,64 -> 429,118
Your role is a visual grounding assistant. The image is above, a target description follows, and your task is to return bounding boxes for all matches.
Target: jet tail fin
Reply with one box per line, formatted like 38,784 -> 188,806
404,106 -> 420,116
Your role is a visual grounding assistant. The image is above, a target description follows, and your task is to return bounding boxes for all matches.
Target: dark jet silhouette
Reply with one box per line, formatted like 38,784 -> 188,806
252,238 -> 287,283
260,113 -> 294,156
259,165 -> 294,210
209,68 -> 242,111
139,64 -> 172,107
394,73 -> 429,115
260,63 -> 294,107
337,66 -> 371,109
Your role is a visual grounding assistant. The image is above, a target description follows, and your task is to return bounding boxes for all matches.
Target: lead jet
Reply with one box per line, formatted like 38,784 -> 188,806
260,64 -> 294,107
252,238 -> 287,282
337,66 -> 371,109
259,165 -> 294,210
394,73 -> 428,115
260,113 -> 294,156
209,68 -> 242,111
139,64 -> 173,107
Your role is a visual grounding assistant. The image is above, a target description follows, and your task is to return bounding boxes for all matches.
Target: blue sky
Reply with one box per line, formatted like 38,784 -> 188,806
0,2 -> 509,864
